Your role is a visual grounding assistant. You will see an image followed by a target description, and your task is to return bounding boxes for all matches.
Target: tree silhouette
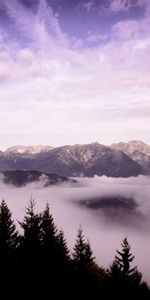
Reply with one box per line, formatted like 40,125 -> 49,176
19,198 -> 41,279
107,237 -> 142,297
40,203 -> 59,291
73,227 -> 94,269
0,200 -> 18,264
0,199 -> 148,298
72,227 -> 97,296
57,229 -> 70,266
41,203 -> 57,249
0,200 -> 19,295
19,198 -> 41,255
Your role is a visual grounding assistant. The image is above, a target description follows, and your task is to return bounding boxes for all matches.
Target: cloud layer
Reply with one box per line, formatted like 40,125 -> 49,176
0,175 -> 150,282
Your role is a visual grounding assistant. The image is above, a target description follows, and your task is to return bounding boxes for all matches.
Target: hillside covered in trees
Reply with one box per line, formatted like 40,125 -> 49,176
0,199 -> 149,299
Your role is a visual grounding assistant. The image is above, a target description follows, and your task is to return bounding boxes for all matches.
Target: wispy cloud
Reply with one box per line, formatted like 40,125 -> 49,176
109,0 -> 132,12
0,0 -> 149,147
0,0 -> 68,49
103,0 -> 150,13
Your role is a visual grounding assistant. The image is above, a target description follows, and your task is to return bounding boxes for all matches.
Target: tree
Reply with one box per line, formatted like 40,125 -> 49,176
19,198 -> 41,264
72,227 -> 97,297
0,200 -> 19,296
40,203 -> 58,271
18,199 -> 42,296
57,229 -> 70,266
55,229 -> 71,295
114,237 -> 141,285
0,200 -> 18,264
73,227 -> 94,269
40,203 -> 57,249
107,238 -> 142,296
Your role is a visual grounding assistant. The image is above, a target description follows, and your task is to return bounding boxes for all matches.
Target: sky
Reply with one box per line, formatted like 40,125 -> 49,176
0,0 -> 150,149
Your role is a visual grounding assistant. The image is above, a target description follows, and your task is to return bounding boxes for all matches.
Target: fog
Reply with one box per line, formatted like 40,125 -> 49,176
0,175 -> 150,283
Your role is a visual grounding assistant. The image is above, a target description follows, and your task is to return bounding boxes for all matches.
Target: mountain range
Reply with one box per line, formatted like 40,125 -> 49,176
0,141 -> 149,178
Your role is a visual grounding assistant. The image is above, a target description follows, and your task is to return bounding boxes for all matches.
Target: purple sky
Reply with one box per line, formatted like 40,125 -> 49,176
0,0 -> 150,149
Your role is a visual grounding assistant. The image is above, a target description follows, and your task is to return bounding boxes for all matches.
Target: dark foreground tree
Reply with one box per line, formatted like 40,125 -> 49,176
19,198 -> 41,257
40,203 -> 59,292
106,238 -> 145,298
18,198 -> 41,289
57,229 -> 70,267
72,227 -> 102,296
73,227 -> 95,268
0,200 -> 148,299
40,203 -> 58,264
0,200 -> 19,295
0,200 -> 18,265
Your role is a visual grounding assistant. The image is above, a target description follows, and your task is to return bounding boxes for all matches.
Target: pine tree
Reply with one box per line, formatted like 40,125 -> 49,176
41,203 -> 57,249
114,237 -> 142,284
115,238 -> 136,277
56,229 -> 71,295
0,200 -> 18,264
18,198 -> 42,296
107,237 -> 142,296
40,203 -> 60,294
57,229 -> 70,265
40,203 -> 59,272
72,227 -> 99,297
73,227 -> 94,269
0,200 -> 19,296
84,239 -> 95,265
19,198 -> 41,264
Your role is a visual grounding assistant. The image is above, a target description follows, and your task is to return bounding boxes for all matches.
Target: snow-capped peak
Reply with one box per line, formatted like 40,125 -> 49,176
5,145 -> 53,155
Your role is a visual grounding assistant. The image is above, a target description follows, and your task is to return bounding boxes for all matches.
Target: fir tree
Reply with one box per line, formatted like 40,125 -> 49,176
72,227 -> 98,297
0,200 -> 19,296
114,237 -> 142,284
73,227 -> 94,268
84,239 -> 95,265
107,237 -> 142,297
19,198 -> 41,263
18,198 -> 42,296
40,203 -> 57,249
40,203 -> 58,271
0,200 -> 18,263
57,229 -> 70,265
40,203 -> 59,294
0,200 -> 18,256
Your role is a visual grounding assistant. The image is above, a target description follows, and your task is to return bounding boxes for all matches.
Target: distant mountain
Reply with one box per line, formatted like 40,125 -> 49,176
5,145 -> 53,155
111,141 -> 150,174
0,141 -> 146,177
33,143 -> 142,177
1,170 -> 74,187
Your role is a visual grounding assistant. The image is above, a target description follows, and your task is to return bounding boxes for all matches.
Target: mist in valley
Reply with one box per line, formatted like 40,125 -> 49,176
0,175 -> 150,283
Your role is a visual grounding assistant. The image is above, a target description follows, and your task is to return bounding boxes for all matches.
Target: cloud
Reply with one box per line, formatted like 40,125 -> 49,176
81,1 -> 93,12
0,0 -> 68,49
87,31 -> 108,43
0,175 -> 150,282
103,0 -> 150,13
0,0 -> 150,146
109,0 -> 132,12
0,35 -> 150,146
112,17 -> 150,40
112,20 -> 139,39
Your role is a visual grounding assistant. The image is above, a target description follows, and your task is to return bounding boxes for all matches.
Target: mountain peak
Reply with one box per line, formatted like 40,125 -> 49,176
5,145 -> 53,155
0,140 -> 149,177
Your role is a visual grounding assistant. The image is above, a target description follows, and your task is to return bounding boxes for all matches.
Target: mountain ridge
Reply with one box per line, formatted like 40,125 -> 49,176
0,141 -> 148,177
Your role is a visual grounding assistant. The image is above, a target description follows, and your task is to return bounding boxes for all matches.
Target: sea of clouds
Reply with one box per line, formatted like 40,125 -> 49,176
0,174 -> 150,283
